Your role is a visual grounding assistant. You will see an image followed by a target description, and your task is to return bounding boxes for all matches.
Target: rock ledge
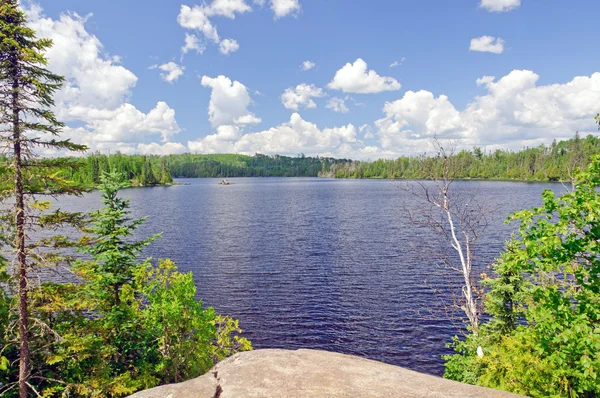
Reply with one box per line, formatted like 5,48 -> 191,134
128,349 -> 522,398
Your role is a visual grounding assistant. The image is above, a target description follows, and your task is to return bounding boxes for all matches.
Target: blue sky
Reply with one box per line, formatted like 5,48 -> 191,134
28,0 -> 600,159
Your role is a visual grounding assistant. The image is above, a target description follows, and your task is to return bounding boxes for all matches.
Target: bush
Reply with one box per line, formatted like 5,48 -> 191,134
444,157 -> 600,397
0,172 -> 251,397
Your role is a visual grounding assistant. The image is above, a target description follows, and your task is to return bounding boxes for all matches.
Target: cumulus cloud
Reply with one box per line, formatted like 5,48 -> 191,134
470,36 -> 505,54
191,70 -> 600,159
328,58 -> 401,94
375,70 -> 600,150
66,102 -> 180,143
28,11 -> 136,110
177,0 -> 301,54
476,75 -> 496,86
26,4 -> 180,153
188,112 -> 358,156
149,62 -> 185,83
326,97 -> 349,113
178,1 -> 251,53
480,0 -> 520,12
181,33 -> 205,56
301,60 -> 316,71
281,83 -> 325,110
200,75 -> 261,127
219,38 -> 240,54
138,142 -> 188,155
234,114 -> 262,125
209,0 -> 252,18
178,5 -> 221,43
270,0 -> 301,18
216,125 -> 242,141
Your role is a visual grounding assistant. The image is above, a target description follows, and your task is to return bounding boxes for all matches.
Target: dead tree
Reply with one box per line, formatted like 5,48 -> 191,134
402,139 -> 487,335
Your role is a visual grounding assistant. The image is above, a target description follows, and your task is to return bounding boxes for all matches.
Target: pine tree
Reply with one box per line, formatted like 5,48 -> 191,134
141,156 -> 157,186
82,171 -> 159,309
159,158 -> 172,185
0,2 -> 86,396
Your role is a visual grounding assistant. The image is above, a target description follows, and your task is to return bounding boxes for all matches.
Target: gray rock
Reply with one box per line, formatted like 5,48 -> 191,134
128,349 -> 524,398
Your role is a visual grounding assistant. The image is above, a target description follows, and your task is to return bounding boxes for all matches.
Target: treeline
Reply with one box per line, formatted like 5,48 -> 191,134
164,153 -> 351,178
62,133 -> 599,186
59,153 -> 350,186
64,153 -> 174,187
331,133 -> 600,181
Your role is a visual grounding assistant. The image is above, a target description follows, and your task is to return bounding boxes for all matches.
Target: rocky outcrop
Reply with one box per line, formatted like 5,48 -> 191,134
128,349 -> 523,398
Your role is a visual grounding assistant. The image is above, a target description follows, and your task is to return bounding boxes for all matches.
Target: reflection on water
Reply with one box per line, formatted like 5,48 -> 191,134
53,177 -> 563,375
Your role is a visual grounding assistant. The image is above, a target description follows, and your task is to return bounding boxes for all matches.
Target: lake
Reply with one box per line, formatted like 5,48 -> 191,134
55,177 -> 565,376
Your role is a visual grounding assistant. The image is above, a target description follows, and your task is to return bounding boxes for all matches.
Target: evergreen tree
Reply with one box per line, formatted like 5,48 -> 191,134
141,156 -> 157,186
0,2 -> 86,396
82,172 -> 159,309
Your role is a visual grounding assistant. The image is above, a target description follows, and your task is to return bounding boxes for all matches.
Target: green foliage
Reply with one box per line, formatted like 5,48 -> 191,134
80,171 -> 159,309
0,172 -> 251,397
331,133 -> 600,181
57,153 -> 173,188
164,153 -> 348,178
135,259 -> 251,384
445,156 -> 600,397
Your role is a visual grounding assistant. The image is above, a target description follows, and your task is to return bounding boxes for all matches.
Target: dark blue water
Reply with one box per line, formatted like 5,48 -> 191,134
55,178 -> 565,375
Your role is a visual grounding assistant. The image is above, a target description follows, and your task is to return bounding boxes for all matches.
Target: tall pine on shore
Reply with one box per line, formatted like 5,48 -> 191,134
0,2 -> 86,396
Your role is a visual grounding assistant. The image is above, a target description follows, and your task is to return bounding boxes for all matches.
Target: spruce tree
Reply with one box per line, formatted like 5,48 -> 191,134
0,2 -> 86,396
82,171 -> 159,309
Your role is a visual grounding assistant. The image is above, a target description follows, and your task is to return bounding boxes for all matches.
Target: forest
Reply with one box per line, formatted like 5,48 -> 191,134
60,132 -> 598,186
327,132 -> 599,180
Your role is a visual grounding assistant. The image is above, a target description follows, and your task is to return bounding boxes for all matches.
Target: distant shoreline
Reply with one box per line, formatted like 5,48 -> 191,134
171,175 -> 567,184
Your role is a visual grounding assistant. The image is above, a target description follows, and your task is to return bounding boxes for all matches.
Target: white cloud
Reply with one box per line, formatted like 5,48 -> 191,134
470,36 -> 505,54
328,58 -> 401,94
301,60 -> 316,71
270,0 -> 300,18
181,33 -> 205,56
29,11 -> 136,110
281,83 -> 325,110
375,70 -> 600,150
177,1 -> 252,54
476,75 -> 496,86
234,114 -> 262,124
26,4 -> 181,152
67,102 -> 180,143
138,142 -> 188,155
326,97 -> 349,113
375,90 -> 463,147
209,0 -> 252,18
219,38 -> 240,54
200,75 -> 261,127
390,57 -> 406,68
360,124 -> 375,139
480,0 -> 520,12
178,5 -> 220,43
149,62 -> 185,83
216,125 -> 242,141
188,113 -> 358,156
